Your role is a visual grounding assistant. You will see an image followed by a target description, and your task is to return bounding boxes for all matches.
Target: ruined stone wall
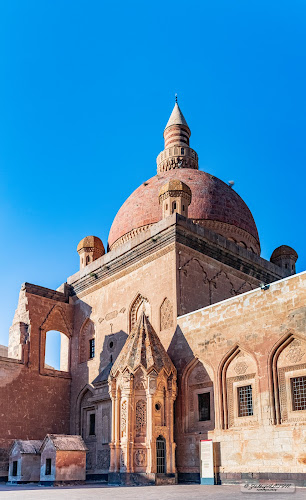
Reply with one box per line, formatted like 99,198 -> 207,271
0,287 -> 73,479
176,271 -> 306,480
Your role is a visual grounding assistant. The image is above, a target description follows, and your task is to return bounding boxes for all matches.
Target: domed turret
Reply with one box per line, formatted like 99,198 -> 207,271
77,236 -> 105,270
270,245 -> 298,276
159,179 -> 192,218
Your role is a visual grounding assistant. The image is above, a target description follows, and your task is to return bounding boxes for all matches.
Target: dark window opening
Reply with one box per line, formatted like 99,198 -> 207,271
285,263 -> 288,269
109,341 -> 114,349
238,385 -> 253,417
182,205 -> 185,211
181,148 -> 185,154
198,392 -> 210,421
292,376 -> 306,411
12,461 -> 18,476
156,435 -> 166,473
89,413 -> 96,436
172,201 -> 177,213
86,255 -> 90,265
45,458 -> 52,476
89,338 -> 95,359
155,402 -> 161,411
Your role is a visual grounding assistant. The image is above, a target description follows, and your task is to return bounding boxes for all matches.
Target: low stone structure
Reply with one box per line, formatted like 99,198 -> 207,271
40,434 -> 87,485
8,440 -> 42,483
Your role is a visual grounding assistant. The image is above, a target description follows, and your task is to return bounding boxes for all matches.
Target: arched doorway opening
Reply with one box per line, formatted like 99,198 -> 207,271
156,435 -> 166,473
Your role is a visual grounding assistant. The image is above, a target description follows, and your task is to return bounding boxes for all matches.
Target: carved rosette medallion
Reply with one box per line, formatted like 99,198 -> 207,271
134,449 -> 146,467
286,340 -> 305,364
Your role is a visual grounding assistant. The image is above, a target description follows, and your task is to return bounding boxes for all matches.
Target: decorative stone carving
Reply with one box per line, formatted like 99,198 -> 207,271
120,449 -> 126,470
97,449 -> 110,469
134,369 -> 146,390
136,400 -> 146,436
121,401 -> 127,436
286,339 -> 305,364
278,362 -> 306,423
226,373 -> 256,428
160,298 -> 174,331
102,412 -> 109,444
234,362 -> 248,375
134,449 -> 146,467
105,311 -> 118,321
130,294 -> 150,331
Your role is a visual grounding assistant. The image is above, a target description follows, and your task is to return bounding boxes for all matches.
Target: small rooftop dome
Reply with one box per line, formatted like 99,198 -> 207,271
159,179 -> 192,198
77,235 -> 105,270
270,245 -> 298,262
77,236 -> 105,253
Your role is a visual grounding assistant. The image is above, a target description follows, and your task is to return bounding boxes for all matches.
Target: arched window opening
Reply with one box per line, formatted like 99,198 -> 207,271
221,347 -> 257,429
183,359 -> 215,433
181,147 -> 185,154
270,335 -> 306,424
156,435 -> 166,473
172,201 -> 177,213
45,330 -> 69,372
86,255 -> 90,265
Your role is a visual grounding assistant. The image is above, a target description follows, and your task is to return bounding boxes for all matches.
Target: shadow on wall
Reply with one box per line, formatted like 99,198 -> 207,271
167,325 -> 195,375
98,330 -> 128,375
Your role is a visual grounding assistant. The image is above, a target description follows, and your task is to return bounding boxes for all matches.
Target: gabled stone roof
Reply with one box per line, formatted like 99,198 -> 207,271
165,102 -> 189,129
110,311 -> 175,376
10,440 -> 43,455
40,434 -> 88,452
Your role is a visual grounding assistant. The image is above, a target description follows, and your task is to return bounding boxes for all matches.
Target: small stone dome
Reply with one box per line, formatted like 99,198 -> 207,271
159,179 -> 192,198
270,245 -> 298,262
77,236 -> 105,253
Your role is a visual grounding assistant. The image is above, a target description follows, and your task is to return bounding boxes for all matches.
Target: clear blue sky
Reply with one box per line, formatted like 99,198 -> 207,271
0,1 -> 305,361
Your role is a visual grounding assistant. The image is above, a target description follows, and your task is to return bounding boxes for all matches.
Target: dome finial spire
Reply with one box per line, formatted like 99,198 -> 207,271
175,93 -> 178,103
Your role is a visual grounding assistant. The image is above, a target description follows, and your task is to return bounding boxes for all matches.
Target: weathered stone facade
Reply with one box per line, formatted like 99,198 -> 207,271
0,101 -> 304,485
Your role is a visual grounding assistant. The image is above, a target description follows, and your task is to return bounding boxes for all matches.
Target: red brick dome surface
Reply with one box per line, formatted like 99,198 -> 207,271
108,169 -> 259,250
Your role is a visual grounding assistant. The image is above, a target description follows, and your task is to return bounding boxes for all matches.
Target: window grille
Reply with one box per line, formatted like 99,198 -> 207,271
238,385 -> 253,417
292,376 -> 306,411
156,435 -> 166,473
89,413 -> 96,436
12,461 -> 18,476
45,458 -> 52,476
198,392 -> 210,421
89,338 -> 95,359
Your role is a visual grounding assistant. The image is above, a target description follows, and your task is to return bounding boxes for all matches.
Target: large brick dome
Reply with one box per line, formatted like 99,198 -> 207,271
108,168 -> 260,253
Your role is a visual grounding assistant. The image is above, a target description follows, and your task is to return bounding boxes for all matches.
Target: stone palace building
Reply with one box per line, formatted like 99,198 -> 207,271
0,101 -> 305,485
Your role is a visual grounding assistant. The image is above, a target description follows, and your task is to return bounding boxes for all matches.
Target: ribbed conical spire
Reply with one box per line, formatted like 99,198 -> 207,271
156,100 -> 198,173
165,102 -> 189,129
110,311 -> 174,375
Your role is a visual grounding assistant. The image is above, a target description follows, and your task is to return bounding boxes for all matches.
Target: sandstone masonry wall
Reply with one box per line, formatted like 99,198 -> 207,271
176,271 -> 306,479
